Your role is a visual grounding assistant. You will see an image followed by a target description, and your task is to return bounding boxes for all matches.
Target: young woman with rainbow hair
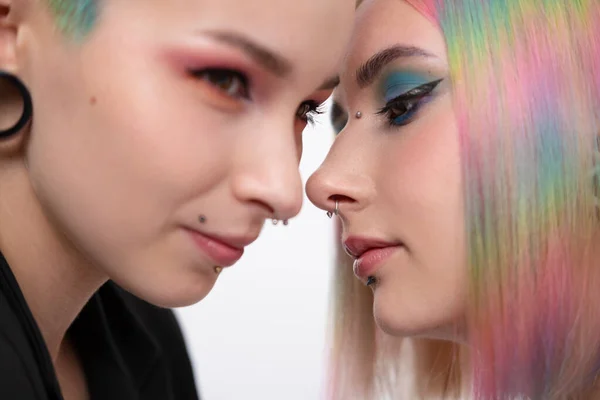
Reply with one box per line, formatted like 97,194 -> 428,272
308,0 -> 600,398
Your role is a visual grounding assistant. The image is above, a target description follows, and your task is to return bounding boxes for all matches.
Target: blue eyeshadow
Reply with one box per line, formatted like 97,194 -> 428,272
380,71 -> 431,102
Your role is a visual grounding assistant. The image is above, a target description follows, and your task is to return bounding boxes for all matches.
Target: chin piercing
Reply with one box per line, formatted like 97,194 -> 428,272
199,215 -> 207,224
355,111 -> 362,119
214,266 -> 223,275
327,200 -> 340,219
366,276 -> 377,286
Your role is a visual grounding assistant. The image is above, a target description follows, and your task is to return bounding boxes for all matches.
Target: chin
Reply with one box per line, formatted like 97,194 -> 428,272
372,285 -> 462,340
117,271 -> 218,308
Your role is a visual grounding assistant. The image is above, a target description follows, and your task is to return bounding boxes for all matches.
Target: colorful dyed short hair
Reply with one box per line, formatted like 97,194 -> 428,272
46,0 -> 99,39
329,1 -> 600,399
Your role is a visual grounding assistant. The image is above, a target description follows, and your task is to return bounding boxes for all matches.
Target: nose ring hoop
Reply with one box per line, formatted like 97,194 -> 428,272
327,200 -> 340,219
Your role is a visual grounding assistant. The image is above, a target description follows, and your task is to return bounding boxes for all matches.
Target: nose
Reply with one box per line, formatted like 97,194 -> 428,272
306,136 -> 374,216
231,118 -> 303,221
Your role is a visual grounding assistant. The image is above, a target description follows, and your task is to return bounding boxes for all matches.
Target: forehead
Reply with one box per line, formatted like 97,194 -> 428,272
144,0 -> 354,78
340,0 -> 447,81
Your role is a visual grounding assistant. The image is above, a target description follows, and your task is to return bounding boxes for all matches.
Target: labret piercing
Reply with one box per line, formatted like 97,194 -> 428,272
326,200 -> 340,219
196,216 -> 221,275
272,218 -> 289,226
355,111 -> 362,119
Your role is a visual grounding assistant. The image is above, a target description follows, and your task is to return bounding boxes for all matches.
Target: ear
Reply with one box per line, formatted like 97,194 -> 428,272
0,0 -> 25,73
0,1 -> 31,151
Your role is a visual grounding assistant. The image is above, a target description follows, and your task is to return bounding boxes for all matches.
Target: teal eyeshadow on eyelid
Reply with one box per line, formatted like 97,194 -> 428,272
380,71 -> 432,102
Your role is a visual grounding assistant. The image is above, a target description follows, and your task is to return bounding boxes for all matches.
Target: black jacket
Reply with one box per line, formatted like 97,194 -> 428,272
0,252 -> 200,400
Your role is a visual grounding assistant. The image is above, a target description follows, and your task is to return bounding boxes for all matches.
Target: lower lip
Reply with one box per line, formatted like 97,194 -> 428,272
187,230 -> 244,267
353,246 -> 400,280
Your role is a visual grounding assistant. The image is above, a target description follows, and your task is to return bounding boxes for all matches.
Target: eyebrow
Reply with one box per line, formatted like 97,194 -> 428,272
203,30 -> 293,78
318,75 -> 340,91
356,45 -> 437,88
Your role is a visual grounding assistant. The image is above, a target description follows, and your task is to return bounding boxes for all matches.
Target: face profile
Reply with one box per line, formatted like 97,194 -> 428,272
0,1 -> 358,399
308,0 -> 467,339
0,0 -> 354,307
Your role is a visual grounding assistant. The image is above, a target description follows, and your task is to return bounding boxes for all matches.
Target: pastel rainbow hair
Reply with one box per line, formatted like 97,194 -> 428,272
329,0 -> 600,398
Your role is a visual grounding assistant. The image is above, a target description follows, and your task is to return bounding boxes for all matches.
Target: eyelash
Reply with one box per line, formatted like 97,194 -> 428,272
190,68 -> 325,125
376,78 -> 443,127
330,102 -> 348,134
297,100 -> 327,125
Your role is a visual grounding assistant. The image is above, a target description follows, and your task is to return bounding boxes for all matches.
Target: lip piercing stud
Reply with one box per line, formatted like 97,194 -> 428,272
355,111 -> 362,119
199,215 -> 207,224
214,266 -> 223,275
272,219 -> 279,225
283,220 -> 289,226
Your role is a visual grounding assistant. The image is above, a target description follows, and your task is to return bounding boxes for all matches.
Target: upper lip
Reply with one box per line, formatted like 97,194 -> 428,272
185,227 -> 259,250
343,236 -> 402,259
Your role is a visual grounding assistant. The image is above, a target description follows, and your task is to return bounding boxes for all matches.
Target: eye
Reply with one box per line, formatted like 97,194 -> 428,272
383,98 -> 421,126
190,68 -> 250,100
296,100 -> 326,125
377,78 -> 443,127
330,102 -> 348,134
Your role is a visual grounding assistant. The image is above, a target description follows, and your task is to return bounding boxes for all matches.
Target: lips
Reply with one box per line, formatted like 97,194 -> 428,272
344,237 -> 400,259
344,236 -> 403,281
186,228 -> 257,267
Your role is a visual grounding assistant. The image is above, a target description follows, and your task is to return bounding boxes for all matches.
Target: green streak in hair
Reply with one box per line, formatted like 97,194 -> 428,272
47,0 -> 98,40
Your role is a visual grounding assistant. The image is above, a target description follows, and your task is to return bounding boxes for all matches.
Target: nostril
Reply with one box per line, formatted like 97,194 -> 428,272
326,195 -> 355,216
328,194 -> 354,205
250,199 -> 275,217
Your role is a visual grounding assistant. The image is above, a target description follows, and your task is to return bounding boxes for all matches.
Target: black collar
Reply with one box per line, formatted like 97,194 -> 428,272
71,282 -> 163,398
0,252 -> 162,399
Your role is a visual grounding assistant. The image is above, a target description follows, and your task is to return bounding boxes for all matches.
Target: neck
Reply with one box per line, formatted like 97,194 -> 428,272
0,160 -> 107,361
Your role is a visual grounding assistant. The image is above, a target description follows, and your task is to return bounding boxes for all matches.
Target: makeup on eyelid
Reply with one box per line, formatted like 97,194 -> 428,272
379,70 -> 434,102
164,43 -> 256,82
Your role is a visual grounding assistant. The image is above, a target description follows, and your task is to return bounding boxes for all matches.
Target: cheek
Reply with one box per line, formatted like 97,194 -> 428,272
25,33 -> 234,275
375,98 -> 467,336
382,98 -> 464,248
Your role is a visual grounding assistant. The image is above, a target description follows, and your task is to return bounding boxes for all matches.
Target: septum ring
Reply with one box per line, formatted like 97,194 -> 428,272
326,200 -> 339,219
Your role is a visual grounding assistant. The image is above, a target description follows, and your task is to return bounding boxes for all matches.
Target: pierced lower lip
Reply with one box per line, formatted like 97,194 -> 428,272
186,229 -> 244,267
353,246 -> 400,280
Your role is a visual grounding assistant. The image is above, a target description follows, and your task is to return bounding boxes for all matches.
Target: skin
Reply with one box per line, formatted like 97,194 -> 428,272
307,0 -> 467,340
0,0 -> 353,398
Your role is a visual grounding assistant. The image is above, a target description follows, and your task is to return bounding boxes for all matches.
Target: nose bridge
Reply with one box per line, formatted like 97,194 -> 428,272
306,128 -> 374,212
232,116 -> 303,219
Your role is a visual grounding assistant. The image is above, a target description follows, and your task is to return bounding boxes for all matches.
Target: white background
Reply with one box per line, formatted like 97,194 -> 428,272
176,110 -> 337,400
